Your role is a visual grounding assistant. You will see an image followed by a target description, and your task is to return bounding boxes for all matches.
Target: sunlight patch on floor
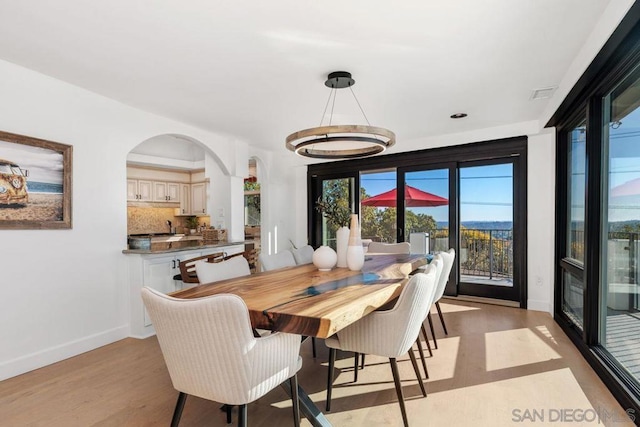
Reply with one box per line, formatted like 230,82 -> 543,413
535,325 -> 559,346
424,368 -> 633,426
435,301 -> 481,313
420,336 -> 460,381
485,328 -> 561,372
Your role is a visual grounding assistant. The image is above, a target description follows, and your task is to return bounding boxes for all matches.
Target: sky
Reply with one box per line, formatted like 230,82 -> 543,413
360,163 -> 514,223
569,89 -> 640,224
0,139 -> 63,184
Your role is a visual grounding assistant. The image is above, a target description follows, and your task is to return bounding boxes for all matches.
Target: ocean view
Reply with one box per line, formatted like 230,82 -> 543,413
28,181 -> 63,194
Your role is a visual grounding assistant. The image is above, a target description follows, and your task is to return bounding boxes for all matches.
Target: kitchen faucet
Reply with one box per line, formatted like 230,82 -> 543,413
167,220 -> 172,234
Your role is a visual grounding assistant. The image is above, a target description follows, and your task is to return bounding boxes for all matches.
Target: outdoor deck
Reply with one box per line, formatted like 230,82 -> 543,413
606,310 -> 640,379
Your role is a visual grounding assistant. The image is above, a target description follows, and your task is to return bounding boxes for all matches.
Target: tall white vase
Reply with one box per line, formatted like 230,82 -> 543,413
335,226 -> 350,268
346,214 -> 365,271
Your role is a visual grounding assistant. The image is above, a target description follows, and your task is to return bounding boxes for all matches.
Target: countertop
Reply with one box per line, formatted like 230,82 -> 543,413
122,239 -> 249,255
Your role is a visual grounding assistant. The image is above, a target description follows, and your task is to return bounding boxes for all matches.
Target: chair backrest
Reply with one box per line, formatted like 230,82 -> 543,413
367,242 -> 411,254
195,255 -> 250,284
291,245 -> 314,265
141,287 -> 289,404
335,263 -> 438,358
178,252 -> 225,283
258,250 -> 296,272
433,248 -> 455,302
430,254 -> 444,293
223,249 -> 261,274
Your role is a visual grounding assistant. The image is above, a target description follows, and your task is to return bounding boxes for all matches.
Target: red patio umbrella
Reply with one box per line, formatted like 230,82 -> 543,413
611,177 -> 640,197
361,185 -> 448,207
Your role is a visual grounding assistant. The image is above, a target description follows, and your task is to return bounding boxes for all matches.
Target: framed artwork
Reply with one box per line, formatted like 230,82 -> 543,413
0,130 -> 72,229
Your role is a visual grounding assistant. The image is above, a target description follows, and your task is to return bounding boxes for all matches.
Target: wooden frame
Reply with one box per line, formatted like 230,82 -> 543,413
0,130 -> 72,229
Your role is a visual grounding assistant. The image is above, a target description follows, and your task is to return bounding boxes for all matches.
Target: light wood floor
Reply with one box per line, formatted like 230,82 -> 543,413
1,300 -> 635,426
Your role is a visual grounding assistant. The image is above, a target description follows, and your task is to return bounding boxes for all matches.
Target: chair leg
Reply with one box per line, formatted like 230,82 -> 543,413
353,352 -> 359,382
290,375 -> 300,427
389,358 -> 410,427
407,347 -> 427,397
427,312 -> 438,349
360,353 -> 366,370
312,337 -> 317,358
171,392 -> 187,427
420,324 -> 433,357
237,404 -> 247,427
414,336 -> 429,379
435,301 -> 448,335
326,348 -> 336,412
226,405 -> 233,424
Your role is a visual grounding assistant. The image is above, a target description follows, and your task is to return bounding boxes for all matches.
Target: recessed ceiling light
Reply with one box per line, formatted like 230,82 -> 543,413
450,113 -> 467,119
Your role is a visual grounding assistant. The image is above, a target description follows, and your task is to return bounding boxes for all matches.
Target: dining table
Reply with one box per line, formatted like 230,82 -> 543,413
170,253 -> 428,427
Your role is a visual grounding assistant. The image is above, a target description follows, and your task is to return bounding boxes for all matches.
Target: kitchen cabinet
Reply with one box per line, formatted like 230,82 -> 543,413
153,182 -> 181,202
177,184 -> 191,215
127,179 -> 153,201
127,244 -> 245,337
191,182 -> 207,215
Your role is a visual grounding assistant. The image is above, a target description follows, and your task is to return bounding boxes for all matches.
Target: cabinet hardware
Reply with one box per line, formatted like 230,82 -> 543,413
172,260 -> 176,269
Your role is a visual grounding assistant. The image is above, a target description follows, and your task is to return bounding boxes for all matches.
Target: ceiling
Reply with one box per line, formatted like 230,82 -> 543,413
0,1 -> 620,159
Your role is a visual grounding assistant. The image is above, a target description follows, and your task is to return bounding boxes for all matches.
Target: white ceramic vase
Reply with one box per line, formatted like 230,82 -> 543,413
312,246 -> 338,271
335,226 -> 350,268
346,214 -> 365,271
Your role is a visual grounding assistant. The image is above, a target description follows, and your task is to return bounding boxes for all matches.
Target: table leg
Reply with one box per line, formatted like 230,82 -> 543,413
280,380 -> 332,427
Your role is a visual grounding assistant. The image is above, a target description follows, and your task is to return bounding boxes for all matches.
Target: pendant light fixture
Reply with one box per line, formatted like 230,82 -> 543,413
286,71 -> 395,159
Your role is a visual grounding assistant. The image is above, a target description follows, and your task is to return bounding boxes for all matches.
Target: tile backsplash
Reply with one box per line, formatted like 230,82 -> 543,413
127,206 -> 209,234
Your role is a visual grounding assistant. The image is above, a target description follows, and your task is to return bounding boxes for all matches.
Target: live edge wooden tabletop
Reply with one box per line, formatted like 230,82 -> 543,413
170,253 -> 427,339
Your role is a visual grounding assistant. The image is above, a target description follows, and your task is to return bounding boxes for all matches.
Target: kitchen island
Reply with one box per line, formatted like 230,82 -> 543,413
124,238 -> 247,337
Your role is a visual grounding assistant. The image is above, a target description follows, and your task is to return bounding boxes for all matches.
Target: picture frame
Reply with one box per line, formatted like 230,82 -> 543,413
0,130 -> 72,229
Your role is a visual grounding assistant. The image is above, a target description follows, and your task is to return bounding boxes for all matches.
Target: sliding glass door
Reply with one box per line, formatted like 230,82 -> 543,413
309,136 -> 527,306
457,160 -> 520,302
600,66 -> 640,383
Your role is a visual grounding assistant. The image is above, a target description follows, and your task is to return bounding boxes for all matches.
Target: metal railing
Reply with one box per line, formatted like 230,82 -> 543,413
457,229 -> 513,280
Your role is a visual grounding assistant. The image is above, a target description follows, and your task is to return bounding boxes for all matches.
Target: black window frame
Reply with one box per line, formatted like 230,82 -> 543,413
550,2 -> 640,415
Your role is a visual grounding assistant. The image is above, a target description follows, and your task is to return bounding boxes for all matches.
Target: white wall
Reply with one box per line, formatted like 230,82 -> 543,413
0,59 -> 269,380
527,131 -> 556,313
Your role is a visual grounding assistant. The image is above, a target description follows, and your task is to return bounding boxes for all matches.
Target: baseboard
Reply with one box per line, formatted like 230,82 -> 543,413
443,295 -> 520,308
527,299 -> 552,314
0,325 -> 129,381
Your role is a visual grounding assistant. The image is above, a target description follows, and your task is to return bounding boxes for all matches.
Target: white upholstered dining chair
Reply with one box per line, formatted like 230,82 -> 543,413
428,248 -> 455,349
291,245 -> 314,265
324,265 -> 438,427
141,287 -> 302,427
194,255 -> 251,284
259,250 -> 296,272
367,241 -> 411,254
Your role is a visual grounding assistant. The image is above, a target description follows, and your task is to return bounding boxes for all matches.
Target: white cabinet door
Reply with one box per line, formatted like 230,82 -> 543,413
142,255 -> 177,326
179,184 -> 191,215
127,179 -> 138,201
138,180 -> 153,201
153,182 -> 168,202
167,183 -> 180,202
191,183 -> 206,215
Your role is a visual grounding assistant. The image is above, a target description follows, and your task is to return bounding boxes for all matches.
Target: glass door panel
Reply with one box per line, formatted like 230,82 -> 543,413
404,169 -> 449,253
601,69 -> 640,383
360,169 -> 397,243
458,162 -> 517,301
567,123 -> 587,264
561,121 -> 587,329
